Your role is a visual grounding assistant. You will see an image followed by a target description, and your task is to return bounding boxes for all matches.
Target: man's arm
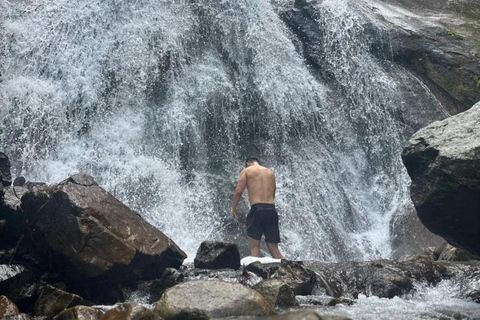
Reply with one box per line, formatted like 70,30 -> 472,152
231,170 -> 247,218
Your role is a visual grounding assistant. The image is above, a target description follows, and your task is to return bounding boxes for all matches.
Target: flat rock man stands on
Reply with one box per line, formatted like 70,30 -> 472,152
231,157 -> 284,259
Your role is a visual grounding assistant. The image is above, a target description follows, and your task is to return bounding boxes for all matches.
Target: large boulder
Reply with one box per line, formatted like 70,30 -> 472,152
20,173 -> 187,286
402,102 -> 480,256
194,241 -> 241,270
154,280 -> 275,319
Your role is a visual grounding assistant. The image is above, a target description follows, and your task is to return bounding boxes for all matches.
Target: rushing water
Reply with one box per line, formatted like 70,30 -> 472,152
1,0 -> 447,261
312,280 -> 480,320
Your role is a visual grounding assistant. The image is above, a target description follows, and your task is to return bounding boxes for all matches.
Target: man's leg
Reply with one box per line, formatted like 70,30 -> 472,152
248,236 -> 261,257
266,242 -> 284,259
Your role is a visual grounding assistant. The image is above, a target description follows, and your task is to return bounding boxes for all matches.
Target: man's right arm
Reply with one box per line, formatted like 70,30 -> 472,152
231,170 -> 247,218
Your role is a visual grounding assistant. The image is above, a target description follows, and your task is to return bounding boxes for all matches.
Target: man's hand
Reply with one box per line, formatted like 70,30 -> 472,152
231,208 -> 237,219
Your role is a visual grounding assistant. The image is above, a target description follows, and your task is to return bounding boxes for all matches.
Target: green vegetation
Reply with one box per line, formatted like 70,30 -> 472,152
446,30 -> 461,40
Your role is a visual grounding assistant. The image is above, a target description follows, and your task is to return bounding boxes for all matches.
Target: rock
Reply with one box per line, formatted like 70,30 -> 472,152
437,243 -> 480,262
271,260 -> 316,295
154,280 -> 275,318
0,153 -> 12,187
397,255 -> 434,263
253,278 -> 297,308
20,173 -> 186,292
0,295 -> 20,318
54,306 -> 104,320
137,268 -> 185,303
194,241 -> 241,270
304,259 -> 446,299
245,261 -> 279,279
254,309 -> 351,320
296,295 -> 353,307
100,302 -> 160,320
13,177 -> 26,187
0,265 -> 38,313
34,285 -> 89,317
402,103 -> 480,256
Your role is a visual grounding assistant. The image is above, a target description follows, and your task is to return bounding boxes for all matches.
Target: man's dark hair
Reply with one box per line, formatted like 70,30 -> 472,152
245,157 -> 259,166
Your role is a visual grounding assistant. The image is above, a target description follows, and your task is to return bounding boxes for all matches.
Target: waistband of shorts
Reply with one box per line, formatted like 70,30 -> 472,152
250,203 -> 275,210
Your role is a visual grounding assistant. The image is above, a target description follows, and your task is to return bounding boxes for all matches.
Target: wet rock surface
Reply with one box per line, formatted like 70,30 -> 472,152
100,302 -> 159,320
54,305 -> 105,320
402,103 -> 480,256
0,152 -> 12,187
271,260 -> 317,296
34,285 -> 89,317
0,295 -> 20,318
253,278 -> 297,308
194,241 -> 241,270
154,280 -> 275,319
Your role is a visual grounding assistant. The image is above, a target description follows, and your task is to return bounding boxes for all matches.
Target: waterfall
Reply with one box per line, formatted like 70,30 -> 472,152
0,0 -> 446,260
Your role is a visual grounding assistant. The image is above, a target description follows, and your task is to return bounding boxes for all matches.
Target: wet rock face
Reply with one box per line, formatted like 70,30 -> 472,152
54,306 -> 105,320
34,285 -> 88,317
305,259 -> 446,299
20,173 -> 187,283
0,152 -> 12,187
253,278 -> 297,308
155,280 -> 275,319
272,260 -> 316,296
402,103 -> 480,256
194,241 -> 241,270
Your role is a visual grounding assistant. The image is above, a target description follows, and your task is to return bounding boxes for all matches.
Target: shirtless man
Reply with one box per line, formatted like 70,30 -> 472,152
231,157 -> 284,259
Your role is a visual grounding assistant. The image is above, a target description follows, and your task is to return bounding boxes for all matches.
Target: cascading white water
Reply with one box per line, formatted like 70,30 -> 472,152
1,0 -> 445,260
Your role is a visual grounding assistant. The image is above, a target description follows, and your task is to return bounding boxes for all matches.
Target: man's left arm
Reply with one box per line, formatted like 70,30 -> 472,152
231,170 -> 247,218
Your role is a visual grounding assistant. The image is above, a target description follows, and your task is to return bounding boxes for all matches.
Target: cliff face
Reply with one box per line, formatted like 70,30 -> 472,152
359,0 -> 480,114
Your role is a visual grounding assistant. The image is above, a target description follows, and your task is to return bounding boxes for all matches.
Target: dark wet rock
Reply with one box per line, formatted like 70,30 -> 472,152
13,177 -> 26,187
245,261 -> 280,279
136,268 -> 185,303
305,259 -> 446,299
0,152 -> 12,187
0,295 -> 20,318
271,260 -> 316,296
34,285 -> 89,317
436,243 -> 480,262
194,241 -> 241,270
54,306 -> 104,320
296,295 -> 353,307
154,280 -> 275,318
253,278 -> 297,308
19,173 -> 186,299
402,103 -> 480,256
0,265 -> 39,313
100,302 -> 159,320
397,254 -> 434,263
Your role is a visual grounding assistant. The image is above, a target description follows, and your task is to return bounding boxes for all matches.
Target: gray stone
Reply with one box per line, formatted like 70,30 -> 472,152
194,241 -> 241,270
253,278 -> 297,308
402,102 -> 480,256
154,280 -> 275,319
437,243 -> 480,262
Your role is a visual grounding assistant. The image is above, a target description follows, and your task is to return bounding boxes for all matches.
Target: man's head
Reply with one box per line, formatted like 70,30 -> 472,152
245,157 -> 259,167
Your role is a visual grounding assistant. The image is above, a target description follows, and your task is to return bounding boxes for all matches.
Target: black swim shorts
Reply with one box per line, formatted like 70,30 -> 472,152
246,203 -> 281,243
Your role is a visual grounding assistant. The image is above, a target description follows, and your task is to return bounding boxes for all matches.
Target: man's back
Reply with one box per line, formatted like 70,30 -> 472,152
244,165 -> 275,205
